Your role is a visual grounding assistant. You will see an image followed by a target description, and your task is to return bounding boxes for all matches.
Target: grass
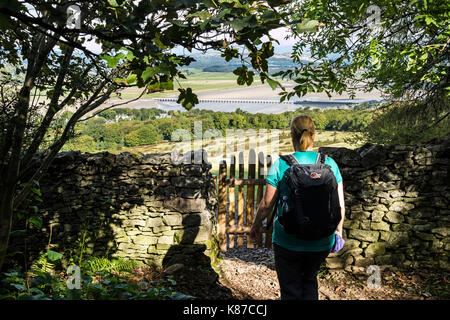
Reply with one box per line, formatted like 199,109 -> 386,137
111,70 -> 264,99
108,129 -> 362,174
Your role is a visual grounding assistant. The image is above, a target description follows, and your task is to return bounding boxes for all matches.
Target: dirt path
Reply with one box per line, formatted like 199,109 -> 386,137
213,248 -> 448,300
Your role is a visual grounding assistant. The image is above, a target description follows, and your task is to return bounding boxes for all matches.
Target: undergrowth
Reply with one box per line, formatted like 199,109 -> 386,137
0,253 -> 195,300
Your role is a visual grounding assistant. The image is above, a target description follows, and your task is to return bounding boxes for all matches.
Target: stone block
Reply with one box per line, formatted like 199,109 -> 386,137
162,213 -> 183,226
415,232 -> 436,241
374,203 -> 389,212
384,211 -> 404,223
348,229 -> 380,242
343,248 -> 364,258
389,190 -> 405,198
354,256 -> 374,268
360,220 -> 371,230
350,211 -> 371,220
375,192 -> 390,200
343,239 -> 361,251
156,243 -> 171,250
386,232 -> 409,248
177,188 -> 202,199
431,227 -> 450,237
126,230 -> 140,236
344,219 -> 360,229
326,256 -> 345,269
374,254 -> 393,265
123,219 -> 146,227
171,176 -> 204,188
152,225 -> 172,234
142,153 -> 172,164
409,208 -> 435,219
359,144 -> 386,168
389,201 -> 415,213
392,224 -> 413,232
371,211 -> 385,222
146,217 -> 164,228
134,235 -> 158,246
371,221 -> 390,231
158,235 -> 174,245
411,224 -> 434,232
365,242 -> 386,258
373,181 -> 398,191
164,197 -> 206,213
130,205 -> 149,215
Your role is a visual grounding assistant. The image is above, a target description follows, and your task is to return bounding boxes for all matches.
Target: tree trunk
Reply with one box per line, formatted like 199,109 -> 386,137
0,186 -> 14,272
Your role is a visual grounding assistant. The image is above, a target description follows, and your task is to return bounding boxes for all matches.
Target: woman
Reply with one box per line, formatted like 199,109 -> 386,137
250,115 -> 345,300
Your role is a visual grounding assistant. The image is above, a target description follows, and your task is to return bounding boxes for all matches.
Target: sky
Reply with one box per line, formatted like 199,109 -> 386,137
84,26 -> 297,55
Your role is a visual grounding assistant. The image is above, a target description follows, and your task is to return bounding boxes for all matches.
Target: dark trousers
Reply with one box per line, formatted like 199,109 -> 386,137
273,243 -> 330,300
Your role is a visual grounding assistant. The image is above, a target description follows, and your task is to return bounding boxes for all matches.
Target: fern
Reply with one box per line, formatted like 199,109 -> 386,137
86,257 -> 137,273
30,252 -> 56,274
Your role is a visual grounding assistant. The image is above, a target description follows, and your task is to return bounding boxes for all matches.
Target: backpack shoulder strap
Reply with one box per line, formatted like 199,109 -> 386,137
315,152 -> 328,164
279,154 -> 299,167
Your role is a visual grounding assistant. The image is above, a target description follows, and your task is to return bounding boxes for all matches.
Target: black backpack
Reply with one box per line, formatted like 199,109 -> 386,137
274,152 -> 341,240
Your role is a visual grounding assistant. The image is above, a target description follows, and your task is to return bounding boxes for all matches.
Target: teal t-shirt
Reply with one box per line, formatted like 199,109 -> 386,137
267,151 -> 343,252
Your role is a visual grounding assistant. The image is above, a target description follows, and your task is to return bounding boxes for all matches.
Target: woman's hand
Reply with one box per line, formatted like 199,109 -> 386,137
250,184 -> 278,241
250,223 -> 261,241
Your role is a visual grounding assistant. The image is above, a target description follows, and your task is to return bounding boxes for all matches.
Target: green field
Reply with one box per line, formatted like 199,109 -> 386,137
112,68 -> 264,99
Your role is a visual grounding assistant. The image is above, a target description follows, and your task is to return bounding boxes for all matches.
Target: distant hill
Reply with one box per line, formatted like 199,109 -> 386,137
184,50 -> 314,74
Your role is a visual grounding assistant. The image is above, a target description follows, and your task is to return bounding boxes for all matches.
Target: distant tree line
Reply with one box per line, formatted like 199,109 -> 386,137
96,108 -> 166,121
60,107 -> 372,153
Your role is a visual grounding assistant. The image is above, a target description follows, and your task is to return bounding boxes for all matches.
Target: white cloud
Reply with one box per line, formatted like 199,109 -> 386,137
83,37 -> 102,54
269,27 -> 297,46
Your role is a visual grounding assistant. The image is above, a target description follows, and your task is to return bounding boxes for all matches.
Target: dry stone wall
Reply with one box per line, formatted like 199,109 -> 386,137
320,136 -> 450,272
11,150 -> 219,269
8,136 -> 449,273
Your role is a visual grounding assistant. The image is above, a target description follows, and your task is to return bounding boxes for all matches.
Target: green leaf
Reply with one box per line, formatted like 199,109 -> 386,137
262,10 -> 277,21
126,73 -> 137,85
29,216 -> 42,229
108,0 -> 119,7
46,250 -> 63,262
160,79 -> 174,90
169,292 -> 196,300
177,88 -> 198,111
31,188 -> 41,196
153,34 -> 167,49
100,53 -> 125,68
142,67 -> 159,82
266,78 -> 279,90
147,79 -> 174,92
10,283 -> 26,291
230,19 -> 247,32
297,19 -> 320,32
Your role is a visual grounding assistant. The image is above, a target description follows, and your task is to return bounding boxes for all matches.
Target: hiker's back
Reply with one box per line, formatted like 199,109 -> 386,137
266,150 -> 343,252
277,152 -> 341,240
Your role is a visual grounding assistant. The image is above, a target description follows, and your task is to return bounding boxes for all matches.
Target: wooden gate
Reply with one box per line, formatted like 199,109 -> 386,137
217,150 -> 275,252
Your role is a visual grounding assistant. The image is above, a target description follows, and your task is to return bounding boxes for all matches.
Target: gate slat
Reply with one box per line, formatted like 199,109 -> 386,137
236,152 -> 245,248
218,160 -> 227,252
228,155 -> 236,249
246,149 -> 256,248
256,152 -> 265,248
264,154 -> 273,248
